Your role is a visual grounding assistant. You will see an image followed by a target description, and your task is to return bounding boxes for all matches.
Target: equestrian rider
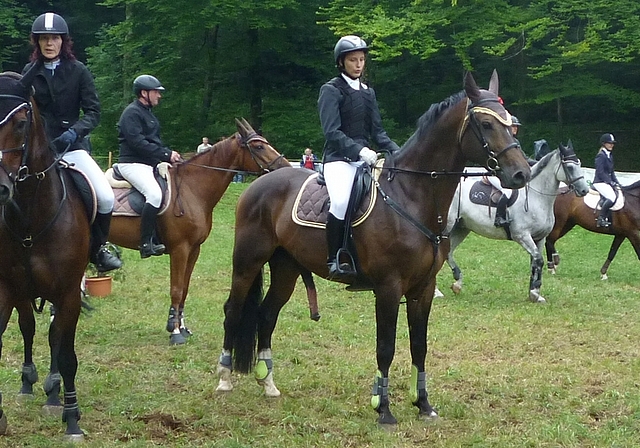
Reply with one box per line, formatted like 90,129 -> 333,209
116,75 -> 182,258
592,133 -> 619,228
318,35 -> 400,280
23,12 -> 122,273
487,114 -> 522,228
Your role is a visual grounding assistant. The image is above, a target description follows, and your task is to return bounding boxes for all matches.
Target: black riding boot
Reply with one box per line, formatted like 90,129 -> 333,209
596,199 -> 614,228
326,213 -> 356,280
90,212 -> 122,273
494,193 -> 510,228
140,204 -> 165,258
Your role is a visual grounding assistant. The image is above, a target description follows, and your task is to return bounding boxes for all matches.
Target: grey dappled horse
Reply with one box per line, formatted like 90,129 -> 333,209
444,142 -> 589,303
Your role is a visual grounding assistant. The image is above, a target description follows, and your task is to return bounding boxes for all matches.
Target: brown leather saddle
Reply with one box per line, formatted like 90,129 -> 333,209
469,177 -> 519,207
107,163 -> 171,217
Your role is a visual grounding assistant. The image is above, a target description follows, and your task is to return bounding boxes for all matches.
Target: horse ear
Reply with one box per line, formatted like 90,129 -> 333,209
18,59 -> 42,93
488,69 -> 499,96
464,71 -> 481,104
241,117 -> 255,134
235,117 -> 248,137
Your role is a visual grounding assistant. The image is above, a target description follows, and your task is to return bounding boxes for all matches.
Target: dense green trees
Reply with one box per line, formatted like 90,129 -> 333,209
2,0 -> 640,168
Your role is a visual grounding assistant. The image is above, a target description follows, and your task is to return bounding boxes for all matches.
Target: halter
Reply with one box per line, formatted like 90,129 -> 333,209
458,98 -> 521,173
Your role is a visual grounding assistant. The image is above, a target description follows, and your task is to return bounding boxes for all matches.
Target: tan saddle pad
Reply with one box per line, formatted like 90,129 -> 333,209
583,186 -> 624,211
107,163 -> 172,217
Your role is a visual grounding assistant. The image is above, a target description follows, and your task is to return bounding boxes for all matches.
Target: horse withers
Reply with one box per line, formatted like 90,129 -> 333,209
0,68 -> 88,440
215,70 -> 531,426
546,179 -> 640,280
443,142 -> 589,303
108,118 -> 290,345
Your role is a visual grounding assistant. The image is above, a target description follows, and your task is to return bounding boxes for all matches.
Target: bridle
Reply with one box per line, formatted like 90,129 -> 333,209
0,94 -> 33,183
237,132 -> 286,173
459,97 -> 522,174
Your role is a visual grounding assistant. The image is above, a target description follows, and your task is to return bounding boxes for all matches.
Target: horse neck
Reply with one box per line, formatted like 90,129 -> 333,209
529,150 -> 562,196
383,103 -> 467,226
176,137 -> 240,208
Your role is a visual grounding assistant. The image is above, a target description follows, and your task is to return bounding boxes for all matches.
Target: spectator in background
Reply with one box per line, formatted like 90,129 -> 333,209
197,136 -> 213,153
300,147 -> 318,171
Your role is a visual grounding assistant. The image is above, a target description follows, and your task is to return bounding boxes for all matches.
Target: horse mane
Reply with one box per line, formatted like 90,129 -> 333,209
397,91 -> 466,153
529,148 -> 556,179
188,134 -> 236,162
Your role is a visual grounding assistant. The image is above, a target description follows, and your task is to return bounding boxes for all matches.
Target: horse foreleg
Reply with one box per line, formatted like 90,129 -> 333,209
406,286 -> 438,421
16,302 -> 38,396
167,245 -> 199,345
43,314 -> 63,415
528,239 -> 546,303
301,269 -> 320,321
601,235 -> 625,280
55,297 -> 84,442
371,284 -> 402,426
447,227 -> 469,294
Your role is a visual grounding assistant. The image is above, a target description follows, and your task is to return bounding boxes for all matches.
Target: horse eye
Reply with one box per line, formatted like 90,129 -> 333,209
481,121 -> 492,130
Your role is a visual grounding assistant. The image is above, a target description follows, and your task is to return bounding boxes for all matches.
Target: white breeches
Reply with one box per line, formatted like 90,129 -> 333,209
62,150 -> 114,214
117,163 -> 163,207
592,183 -> 616,202
324,160 -> 364,220
487,176 -> 512,199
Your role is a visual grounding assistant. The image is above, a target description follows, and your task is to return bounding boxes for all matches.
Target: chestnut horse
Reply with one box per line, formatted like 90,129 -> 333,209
109,118 -> 290,344
545,180 -> 640,279
215,71 -> 532,425
0,69 -> 87,440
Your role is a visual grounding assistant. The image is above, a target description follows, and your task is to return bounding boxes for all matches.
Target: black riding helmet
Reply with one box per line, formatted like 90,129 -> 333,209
334,35 -> 368,67
31,12 -> 68,35
133,75 -> 165,97
600,133 -> 616,144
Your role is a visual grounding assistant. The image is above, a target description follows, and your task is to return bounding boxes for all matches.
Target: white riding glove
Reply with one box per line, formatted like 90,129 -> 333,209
359,147 -> 378,166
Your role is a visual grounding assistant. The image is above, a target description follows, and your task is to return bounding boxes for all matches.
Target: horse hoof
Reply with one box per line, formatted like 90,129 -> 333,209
180,326 -> 193,338
529,291 -> 546,303
433,288 -> 444,298
0,412 -> 7,435
418,410 -> 439,422
601,273 -> 608,281
451,283 -> 461,294
62,432 -> 85,443
41,404 -> 63,417
215,380 -> 233,393
310,312 -> 321,321
169,332 -> 187,345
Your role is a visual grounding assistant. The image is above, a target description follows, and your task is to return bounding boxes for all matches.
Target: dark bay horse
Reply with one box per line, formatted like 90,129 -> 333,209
0,69 -> 87,440
546,180 -> 640,279
444,143 -> 589,303
216,71 -> 532,425
109,118 -> 290,345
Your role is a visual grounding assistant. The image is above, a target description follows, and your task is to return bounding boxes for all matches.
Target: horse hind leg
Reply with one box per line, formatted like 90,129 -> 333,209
253,250 -> 302,398
528,239 -> 546,304
447,227 -> 470,294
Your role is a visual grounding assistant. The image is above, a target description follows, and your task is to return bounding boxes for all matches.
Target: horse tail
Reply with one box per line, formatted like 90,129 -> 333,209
232,269 -> 263,374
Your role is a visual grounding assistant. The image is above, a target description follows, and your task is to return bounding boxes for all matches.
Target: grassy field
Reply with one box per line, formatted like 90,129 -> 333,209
0,183 -> 639,447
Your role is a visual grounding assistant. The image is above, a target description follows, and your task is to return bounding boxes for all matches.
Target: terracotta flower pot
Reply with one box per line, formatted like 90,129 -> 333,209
84,276 -> 112,297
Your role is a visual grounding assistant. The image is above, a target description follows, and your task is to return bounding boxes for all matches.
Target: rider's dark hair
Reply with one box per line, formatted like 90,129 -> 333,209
29,33 -> 76,62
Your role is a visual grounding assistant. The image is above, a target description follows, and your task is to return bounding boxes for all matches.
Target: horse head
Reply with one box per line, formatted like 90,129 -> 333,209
234,117 -> 289,172
0,71 -> 33,204
558,140 -> 589,197
462,70 -> 530,189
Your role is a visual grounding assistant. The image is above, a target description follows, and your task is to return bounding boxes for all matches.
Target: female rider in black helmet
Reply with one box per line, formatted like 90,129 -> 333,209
318,35 -> 400,281
23,12 -> 121,273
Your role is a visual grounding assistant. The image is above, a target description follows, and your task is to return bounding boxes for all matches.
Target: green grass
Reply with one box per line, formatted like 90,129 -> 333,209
0,182 -> 639,447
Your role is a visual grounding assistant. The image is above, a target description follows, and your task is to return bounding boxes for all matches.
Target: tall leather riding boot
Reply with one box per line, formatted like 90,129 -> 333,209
597,199 -> 614,228
494,193 -> 510,228
326,213 -> 356,280
140,204 -> 166,258
90,212 -> 122,273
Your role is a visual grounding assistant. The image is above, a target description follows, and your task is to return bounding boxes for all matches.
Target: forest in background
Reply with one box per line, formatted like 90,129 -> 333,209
2,0 -> 640,169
